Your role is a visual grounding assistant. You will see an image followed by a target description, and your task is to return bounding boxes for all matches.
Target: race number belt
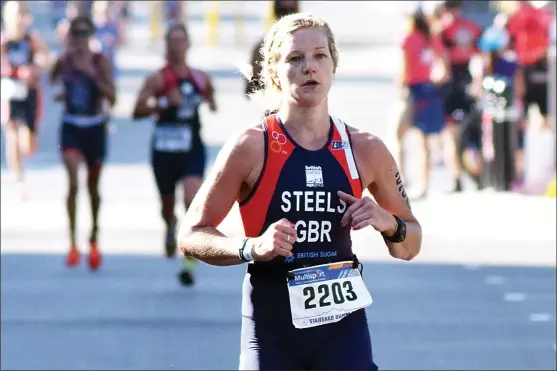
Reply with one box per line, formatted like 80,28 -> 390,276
287,260 -> 372,329
1,78 -> 28,101
154,124 -> 193,152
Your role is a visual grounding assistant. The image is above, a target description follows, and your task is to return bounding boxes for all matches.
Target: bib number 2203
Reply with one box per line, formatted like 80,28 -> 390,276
287,261 -> 372,329
303,280 -> 358,309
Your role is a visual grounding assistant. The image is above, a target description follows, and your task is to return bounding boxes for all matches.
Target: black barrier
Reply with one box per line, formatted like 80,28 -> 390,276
479,75 -> 521,191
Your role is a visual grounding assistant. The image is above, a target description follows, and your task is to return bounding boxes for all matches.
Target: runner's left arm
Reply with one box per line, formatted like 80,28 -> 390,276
95,54 -> 116,106
29,30 -> 50,70
354,132 -> 422,261
201,71 -> 217,112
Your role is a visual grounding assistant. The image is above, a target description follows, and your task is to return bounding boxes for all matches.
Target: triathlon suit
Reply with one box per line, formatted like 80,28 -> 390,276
1,33 -> 40,132
151,65 -> 207,197
238,114 -> 379,370
59,53 -> 108,166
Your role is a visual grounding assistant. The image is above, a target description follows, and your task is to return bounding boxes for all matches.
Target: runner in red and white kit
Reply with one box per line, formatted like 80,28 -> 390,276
132,23 -> 217,286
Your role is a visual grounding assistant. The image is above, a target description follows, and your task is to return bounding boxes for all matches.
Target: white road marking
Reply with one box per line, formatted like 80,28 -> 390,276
504,292 -> 527,302
529,313 -> 554,322
485,275 -> 505,285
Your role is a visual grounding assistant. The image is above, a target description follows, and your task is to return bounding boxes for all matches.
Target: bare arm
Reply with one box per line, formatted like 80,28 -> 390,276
132,72 -> 163,119
0,38 -> 10,77
399,50 -> 408,89
437,46 -> 452,84
96,54 -> 116,106
514,66 -> 525,100
49,57 -> 63,85
56,19 -> 69,45
29,31 -> 50,70
355,132 -> 422,260
201,71 -> 217,112
177,128 -> 262,266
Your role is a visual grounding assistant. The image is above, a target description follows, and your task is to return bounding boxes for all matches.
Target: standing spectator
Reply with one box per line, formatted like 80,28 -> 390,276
439,0 -> 483,192
394,9 -> 450,199
507,0 -> 552,131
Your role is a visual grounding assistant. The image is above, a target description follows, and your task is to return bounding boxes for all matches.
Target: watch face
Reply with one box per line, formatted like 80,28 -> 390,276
395,216 -> 407,242
399,219 -> 407,240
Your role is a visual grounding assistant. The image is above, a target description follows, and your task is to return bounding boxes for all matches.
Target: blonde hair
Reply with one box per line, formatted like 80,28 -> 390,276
244,13 -> 339,114
2,1 -> 24,36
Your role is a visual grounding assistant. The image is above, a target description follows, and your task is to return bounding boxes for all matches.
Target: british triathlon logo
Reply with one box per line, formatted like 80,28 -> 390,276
294,270 -> 326,282
271,131 -> 288,154
305,166 -> 324,188
331,140 -> 349,150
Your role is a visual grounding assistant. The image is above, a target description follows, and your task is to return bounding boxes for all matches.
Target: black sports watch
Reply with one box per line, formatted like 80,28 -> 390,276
381,215 -> 406,243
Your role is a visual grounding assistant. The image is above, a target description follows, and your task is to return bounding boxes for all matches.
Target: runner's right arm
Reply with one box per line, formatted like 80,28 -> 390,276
49,57 -> 65,101
177,129 -> 260,266
177,128 -> 296,265
0,37 -> 9,77
131,72 -> 164,119
49,56 -> 63,84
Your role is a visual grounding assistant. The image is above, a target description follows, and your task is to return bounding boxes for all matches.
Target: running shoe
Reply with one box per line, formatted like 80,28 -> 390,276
66,246 -> 80,267
178,258 -> 196,286
88,241 -> 102,271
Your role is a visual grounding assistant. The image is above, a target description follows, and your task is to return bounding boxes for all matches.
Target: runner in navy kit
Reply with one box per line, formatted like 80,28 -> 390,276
178,13 -> 422,370
132,23 -> 217,286
50,16 -> 116,271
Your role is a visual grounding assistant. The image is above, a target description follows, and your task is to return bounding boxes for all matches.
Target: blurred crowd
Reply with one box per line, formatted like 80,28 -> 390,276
389,0 -> 555,198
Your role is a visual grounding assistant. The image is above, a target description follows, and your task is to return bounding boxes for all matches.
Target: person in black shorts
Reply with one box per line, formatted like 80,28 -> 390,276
50,15 -> 116,271
507,0 -> 552,132
439,0 -> 482,192
1,0 -> 49,198
178,12 -> 422,370
522,57 -> 550,129
132,23 -> 217,286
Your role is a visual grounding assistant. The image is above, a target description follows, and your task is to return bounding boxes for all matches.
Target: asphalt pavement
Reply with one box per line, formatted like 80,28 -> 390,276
1,2 -> 556,370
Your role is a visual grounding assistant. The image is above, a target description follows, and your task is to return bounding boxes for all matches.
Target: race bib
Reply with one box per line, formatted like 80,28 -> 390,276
287,261 -> 372,329
1,78 -> 28,101
154,125 -> 193,152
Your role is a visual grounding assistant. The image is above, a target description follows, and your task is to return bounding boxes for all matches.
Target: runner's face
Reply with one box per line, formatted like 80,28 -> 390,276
275,27 -> 333,108
167,29 -> 189,59
70,23 -> 92,51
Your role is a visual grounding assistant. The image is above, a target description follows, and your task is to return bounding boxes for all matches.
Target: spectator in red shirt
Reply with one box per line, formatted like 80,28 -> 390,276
394,9 -> 450,199
507,1 -> 552,130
